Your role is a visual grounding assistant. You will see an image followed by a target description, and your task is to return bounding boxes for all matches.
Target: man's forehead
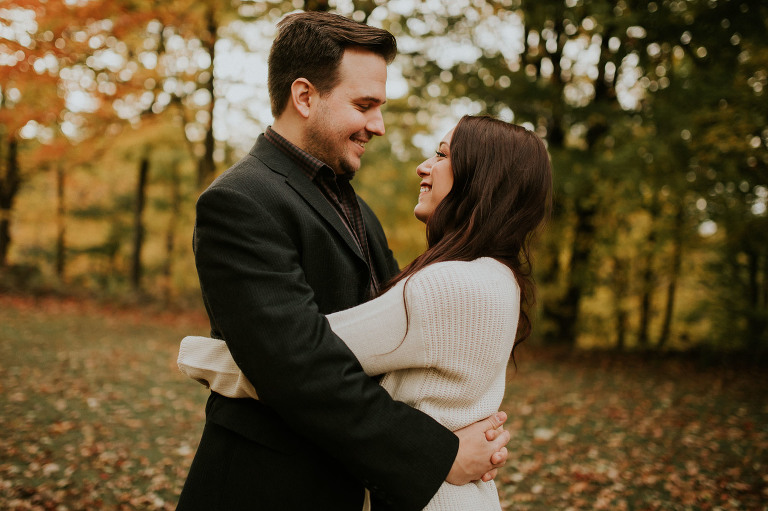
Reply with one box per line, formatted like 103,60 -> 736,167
337,50 -> 387,94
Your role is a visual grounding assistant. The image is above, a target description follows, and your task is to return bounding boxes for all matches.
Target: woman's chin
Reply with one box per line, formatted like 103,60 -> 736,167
413,206 -> 429,224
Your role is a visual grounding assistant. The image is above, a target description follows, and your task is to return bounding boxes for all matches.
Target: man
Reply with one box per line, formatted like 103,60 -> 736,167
177,11 -> 509,511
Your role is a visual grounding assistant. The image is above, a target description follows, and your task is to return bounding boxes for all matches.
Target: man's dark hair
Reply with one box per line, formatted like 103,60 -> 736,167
268,11 -> 397,117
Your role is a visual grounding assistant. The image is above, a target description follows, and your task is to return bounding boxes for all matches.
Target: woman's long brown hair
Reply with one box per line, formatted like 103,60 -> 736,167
384,115 -> 553,357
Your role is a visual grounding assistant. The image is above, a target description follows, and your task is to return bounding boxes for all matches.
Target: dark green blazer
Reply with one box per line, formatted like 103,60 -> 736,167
190,135 -> 458,510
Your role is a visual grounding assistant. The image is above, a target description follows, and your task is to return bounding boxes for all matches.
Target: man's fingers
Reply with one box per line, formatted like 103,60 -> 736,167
493,429 -> 511,450
485,423 -> 505,441
482,447 -> 507,482
490,428 -> 510,448
481,468 -> 498,482
491,446 -> 508,466
485,411 -> 507,431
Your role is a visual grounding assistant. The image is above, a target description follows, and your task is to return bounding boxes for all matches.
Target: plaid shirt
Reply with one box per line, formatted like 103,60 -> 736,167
265,127 -> 380,297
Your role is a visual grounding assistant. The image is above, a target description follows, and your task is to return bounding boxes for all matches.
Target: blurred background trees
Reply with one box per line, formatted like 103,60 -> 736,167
1,0 -> 765,351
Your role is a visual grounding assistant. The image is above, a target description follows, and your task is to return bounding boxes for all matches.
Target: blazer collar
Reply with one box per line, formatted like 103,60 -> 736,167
249,135 -> 365,262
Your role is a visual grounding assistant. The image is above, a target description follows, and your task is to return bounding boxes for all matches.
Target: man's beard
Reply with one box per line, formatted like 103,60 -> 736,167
305,115 -> 358,177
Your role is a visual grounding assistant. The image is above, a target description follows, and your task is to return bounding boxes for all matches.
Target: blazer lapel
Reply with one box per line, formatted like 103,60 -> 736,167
250,136 -> 365,262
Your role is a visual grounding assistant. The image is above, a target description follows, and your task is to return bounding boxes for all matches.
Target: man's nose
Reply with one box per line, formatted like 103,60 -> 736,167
367,108 -> 385,136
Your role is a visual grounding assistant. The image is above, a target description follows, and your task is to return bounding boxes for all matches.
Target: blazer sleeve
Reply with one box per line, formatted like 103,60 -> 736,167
193,184 -> 458,510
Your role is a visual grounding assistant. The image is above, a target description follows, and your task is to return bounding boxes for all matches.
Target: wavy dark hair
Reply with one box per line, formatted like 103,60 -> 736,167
268,11 -> 397,117
388,115 -> 553,356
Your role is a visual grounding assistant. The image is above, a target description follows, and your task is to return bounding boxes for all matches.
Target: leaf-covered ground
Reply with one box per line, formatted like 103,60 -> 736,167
0,294 -> 210,510
498,348 -> 767,510
1,294 -> 766,510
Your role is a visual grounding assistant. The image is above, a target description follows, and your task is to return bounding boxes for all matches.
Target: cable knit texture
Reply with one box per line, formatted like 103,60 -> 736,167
178,257 -> 519,511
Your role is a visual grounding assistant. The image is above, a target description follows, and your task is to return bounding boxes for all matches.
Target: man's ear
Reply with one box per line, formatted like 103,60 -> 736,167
289,78 -> 315,119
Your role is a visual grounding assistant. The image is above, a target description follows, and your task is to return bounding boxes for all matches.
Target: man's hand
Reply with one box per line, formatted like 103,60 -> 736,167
446,412 -> 510,486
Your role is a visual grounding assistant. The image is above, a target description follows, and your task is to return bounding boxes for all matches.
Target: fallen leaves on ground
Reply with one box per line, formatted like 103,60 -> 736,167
0,294 -> 210,510
1,294 -> 766,510
496,347 -> 767,510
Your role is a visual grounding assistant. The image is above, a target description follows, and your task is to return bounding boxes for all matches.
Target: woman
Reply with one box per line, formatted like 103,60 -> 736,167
178,115 -> 552,510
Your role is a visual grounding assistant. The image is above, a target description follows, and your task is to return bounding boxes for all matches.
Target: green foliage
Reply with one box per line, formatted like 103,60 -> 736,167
382,0 -> 768,350
3,0 -> 767,349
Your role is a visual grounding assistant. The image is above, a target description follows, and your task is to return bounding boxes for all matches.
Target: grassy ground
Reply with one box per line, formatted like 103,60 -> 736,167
1,293 -> 766,510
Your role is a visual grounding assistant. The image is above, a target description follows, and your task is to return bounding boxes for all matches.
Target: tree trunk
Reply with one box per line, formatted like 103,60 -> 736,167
657,207 -> 684,349
163,159 -> 181,303
0,136 -> 20,268
131,155 -> 150,290
304,0 -> 330,11
636,239 -> 655,348
55,163 -> 67,279
196,5 -> 217,187
611,256 -> 629,350
537,198 -> 563,289
763,245 -> 768,317
544,200 -> 597,345
745,247 -> 768,347
760,242 -> 768,313
747,248 -> 759,310
637,196 -> 660,348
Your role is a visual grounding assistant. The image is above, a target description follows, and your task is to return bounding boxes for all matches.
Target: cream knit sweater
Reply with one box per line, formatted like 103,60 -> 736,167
178,257 -> 519,511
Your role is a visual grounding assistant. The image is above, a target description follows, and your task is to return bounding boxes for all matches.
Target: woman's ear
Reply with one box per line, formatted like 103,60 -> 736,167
289,78 -> 314,119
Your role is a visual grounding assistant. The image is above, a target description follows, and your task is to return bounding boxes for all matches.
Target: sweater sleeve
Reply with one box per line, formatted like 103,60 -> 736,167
329,259 -> 519,382
178,260 -> 518,399
176,279 -> 427,394
327,279 -> 427,376
174,279 -> 424,398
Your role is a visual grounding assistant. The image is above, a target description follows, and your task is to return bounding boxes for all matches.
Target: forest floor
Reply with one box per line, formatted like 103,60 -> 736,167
1,293 -> 766,510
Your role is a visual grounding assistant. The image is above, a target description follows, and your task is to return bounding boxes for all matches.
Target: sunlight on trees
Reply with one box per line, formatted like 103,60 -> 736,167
1,0 -> 766,350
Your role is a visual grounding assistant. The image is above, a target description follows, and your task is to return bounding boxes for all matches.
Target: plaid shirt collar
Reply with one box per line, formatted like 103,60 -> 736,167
264,126 -> 329,182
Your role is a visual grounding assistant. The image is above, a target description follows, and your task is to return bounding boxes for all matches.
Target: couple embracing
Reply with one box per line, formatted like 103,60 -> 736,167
175,11 -> 552,511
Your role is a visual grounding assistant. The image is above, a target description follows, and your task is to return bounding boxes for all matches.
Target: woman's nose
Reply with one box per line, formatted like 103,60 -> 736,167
416,159 -> 431,177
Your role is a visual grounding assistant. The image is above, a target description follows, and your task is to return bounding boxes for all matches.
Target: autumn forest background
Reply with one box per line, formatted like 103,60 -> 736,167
1,0 -> 767,509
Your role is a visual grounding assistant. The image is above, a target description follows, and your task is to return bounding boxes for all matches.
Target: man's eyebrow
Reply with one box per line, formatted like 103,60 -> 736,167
358,96 -> 386,105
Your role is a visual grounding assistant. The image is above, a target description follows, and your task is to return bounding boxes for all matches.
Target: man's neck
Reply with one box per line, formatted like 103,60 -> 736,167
270,118 -> 304,152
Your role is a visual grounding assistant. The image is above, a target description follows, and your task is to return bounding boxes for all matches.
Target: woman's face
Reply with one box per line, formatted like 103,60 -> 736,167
414,128 -> 455,223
